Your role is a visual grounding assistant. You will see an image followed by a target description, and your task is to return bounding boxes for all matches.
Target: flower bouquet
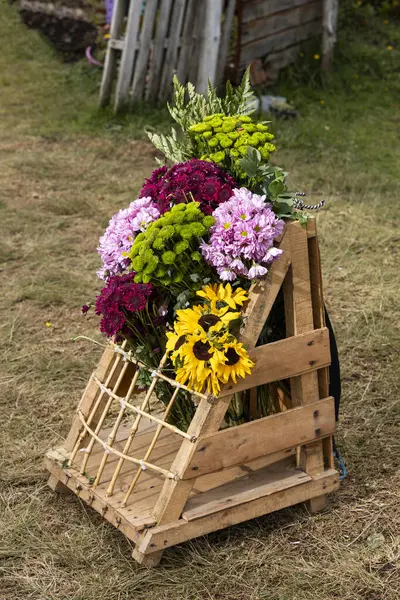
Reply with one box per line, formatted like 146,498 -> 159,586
83,71 -> 320,430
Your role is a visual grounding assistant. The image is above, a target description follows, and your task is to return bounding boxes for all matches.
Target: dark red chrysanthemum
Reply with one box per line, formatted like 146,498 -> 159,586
95,273 -> 153,337
139,159 -> 238,215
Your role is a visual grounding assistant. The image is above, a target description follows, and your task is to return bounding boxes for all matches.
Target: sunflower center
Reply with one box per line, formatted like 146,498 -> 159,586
224,347 -> 240,366
193,340 -> 213,361
198,314 -> 221,332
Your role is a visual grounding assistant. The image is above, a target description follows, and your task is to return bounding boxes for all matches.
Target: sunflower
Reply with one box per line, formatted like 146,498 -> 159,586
174,332 -> 216,390
174,304 -> 240,337
166,331 -> 186,358
197,283 -> 248,311
212,340 -> 254,384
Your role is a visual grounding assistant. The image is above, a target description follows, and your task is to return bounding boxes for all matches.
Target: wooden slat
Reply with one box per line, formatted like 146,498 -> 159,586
239,19 -> 322,69
216,0 -> 236,87
191,449 -> 292,494
242,1 -> 322,45
64,345 -> 118,452
135,469 -> 340,553
99,0 -> 128,106
283,221 -> 326,512
187,1 -> 205,87
242,0 -> 315,23
196,0 -> 223,93
176,0 -> 198,83
158,0 -> 187,102
239,229 -> 291,349
183,458 -> 311,520
131,0 -> 158,102
321,0 -> 338,71
182,397 -> 335,479
44,455 -> 157,535
146,0 -> 173,102
114,0 -> 143,112
219,327 -> 330,398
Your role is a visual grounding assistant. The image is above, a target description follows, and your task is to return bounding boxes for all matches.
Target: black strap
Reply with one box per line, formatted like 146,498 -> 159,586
325,308 -> 341,421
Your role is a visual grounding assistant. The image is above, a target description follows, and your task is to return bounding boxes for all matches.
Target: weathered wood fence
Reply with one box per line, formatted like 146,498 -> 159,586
100,0 -> 236,112
99,0 -> 337,113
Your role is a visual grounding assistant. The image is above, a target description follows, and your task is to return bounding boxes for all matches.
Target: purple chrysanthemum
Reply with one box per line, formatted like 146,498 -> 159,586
97,197 -> 160,280
201,188 -> 285,281
139,159 -> 238,215
95,273 -> 153,337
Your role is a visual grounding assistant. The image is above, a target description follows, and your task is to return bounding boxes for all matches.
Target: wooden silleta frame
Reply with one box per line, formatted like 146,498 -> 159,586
45,218 -> 339,567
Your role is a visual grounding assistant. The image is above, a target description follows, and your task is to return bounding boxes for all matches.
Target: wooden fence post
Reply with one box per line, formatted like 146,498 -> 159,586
196,0 -> 223,94
321,0 -> 339,71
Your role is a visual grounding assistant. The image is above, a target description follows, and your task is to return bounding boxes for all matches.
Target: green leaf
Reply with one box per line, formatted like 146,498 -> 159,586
268,179 -> 286,198
272,198 -> 294,218
247,146 -> 261,164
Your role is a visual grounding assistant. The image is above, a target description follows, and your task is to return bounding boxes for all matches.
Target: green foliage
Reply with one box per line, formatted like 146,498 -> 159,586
147,68 -> 257,164
238,147 -> 293,216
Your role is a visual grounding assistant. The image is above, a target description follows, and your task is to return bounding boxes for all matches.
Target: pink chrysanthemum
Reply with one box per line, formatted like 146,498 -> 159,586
139,159 -> 238,215
201,188 -> 284,281
97,197 -> 160,280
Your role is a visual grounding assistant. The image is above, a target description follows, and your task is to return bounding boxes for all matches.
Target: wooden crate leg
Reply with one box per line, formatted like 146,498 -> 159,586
300,441 -> 327,513
308,495 -> 327,513
47,474 -> 70,496
132,547 -> 163,567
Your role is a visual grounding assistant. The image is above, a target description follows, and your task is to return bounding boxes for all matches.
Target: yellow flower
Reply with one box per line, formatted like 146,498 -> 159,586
173,304 -> 238,337
320,99 -> 325,105
387,45 -> 393,51
212,340 -> 254,385
45,321 -> 52,328
196,283 -> 248,311
313,54 -> 320,60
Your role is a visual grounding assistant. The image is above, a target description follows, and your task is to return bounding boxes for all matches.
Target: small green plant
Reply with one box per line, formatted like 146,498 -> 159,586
147,68 -> 257,163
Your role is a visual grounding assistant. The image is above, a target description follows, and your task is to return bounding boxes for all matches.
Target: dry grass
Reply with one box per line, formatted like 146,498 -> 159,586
1,5 -> 400,600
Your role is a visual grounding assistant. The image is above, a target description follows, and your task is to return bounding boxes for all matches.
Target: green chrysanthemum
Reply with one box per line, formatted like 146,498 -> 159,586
188,113 -> 276,178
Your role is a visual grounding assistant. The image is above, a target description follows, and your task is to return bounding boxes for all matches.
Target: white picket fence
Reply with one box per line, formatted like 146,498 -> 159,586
99,0 -> 235,112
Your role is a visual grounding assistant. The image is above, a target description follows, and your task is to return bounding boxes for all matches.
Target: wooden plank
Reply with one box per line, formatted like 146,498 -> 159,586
264,42 -> 308,75
44,457 -> 156,536
158,0 -> 187,102
183,458 -> 311,520
136,469 -> 339,553
308,231 -> 333,468
242,0 -> 316,23
131,0 -> 158,102
99,0 -> 128,106
219,327 -> 330,398
283,221 -> 327,512
183,397 -> 335,479
239,19 -> 322,69
176,0 -> 198,83
114,0 -> 143,112
192,449 -> 292,494
196,0 -> 223,93
239,229 -> 291,349
321,0 -> 338,71
64,345 -> 119,452
187,1 -> 205,87
241,1 -> 322,45
146,0 -> 173,102
308,230 -> 329,400
216,0 -> 236,87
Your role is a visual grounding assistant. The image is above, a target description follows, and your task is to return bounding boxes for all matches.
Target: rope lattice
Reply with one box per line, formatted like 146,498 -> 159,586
68,342 -> 206,507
